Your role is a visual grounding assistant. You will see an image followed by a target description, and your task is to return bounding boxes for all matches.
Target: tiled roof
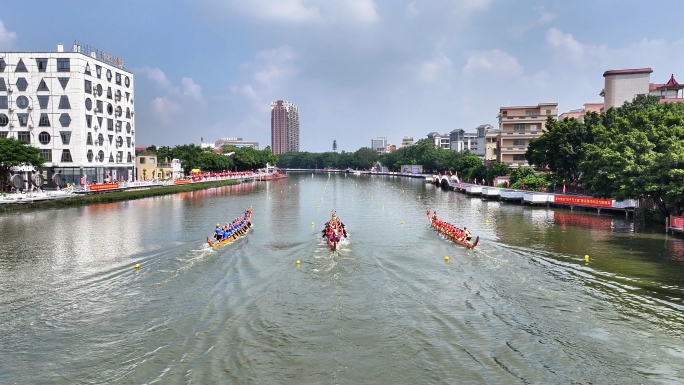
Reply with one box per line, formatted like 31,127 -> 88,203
603,68 -> 653,76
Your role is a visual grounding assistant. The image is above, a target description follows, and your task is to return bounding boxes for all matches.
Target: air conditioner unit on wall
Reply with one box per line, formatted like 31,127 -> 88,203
7,86 -> 12,93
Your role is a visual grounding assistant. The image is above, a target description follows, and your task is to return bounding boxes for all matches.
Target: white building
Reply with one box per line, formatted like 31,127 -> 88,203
371,137 -> 387,153
601,68 -> 652,109
401,136 -> 414,147
474,124 -> 494,159
426,132 -> 450,150
448,129 -> 478,152
215,137 -> 259,150
0,42 -> 135,186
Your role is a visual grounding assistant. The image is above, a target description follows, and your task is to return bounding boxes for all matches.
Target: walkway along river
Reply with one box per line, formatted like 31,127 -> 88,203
1,172 -> 684,383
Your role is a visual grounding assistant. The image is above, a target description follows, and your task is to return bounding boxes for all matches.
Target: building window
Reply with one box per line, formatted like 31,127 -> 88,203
126,108 -> 131,118
107,119 -> 114,131
115,73 -> 121,85
0,77 -> 6,91
116,106 -> 122,117
125,76 -> 130,87
56,58 -> 70,72
0,131 -> 8,137
140,157 -> 146,164
115,89 -> 121,101
87,150 -> 93,162
96,100 -> 103,113
116,151 -> 123,163
85,98 -> 92,111
107,103 -> 113,115
126,122 -> 131,133
127,152 -> 132,162
37,79 -> 49,91
85,62 -> 91,75
0,96 -> 6,109
149,158 -> 155,164
0,59 -> 5,72
58,95 -> 71,109
96,65 -> 102,78
16,96 -> 29,109
38,131 -> 51,144
108,152 -> 114,162
96,84 -> 103,96
17,114 -> 28,127
37,95 -> 48,109
107,87 -> 112,99
513,139 -> 526,146
116,120 -> 122,132
106,70 -> 112,81
86,114 -> 92,128
16,78 -> 28,91
17,131 -> 30,142
39,114 -> 50,127
15,59 -> 28,72
108,134 -> 113,144
36,58 -> 48,72
58,77 -> 69,89
60,131 -> 71,145
85,79 -> 92,94
0,114 -> 8,127
87,132 -> 93,145
513,124 -> 525,132
125,92 -> 130,101
97,133 -> 104,146
513,154 -> 526,161
59,113 -> 71,127
61,149 -> 73,162
126,137 -> 131,148
97,116 -> 103,128
116,136 -> 123,148
40,149 -> 52,161
98,150 -> 104,162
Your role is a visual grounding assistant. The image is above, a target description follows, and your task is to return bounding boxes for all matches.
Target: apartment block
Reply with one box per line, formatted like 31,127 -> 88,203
498,103 -> 558,168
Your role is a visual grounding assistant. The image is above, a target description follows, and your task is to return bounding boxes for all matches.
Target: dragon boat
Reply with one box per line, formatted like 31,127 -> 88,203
322,213 -> 347,251
206,210 -> 252,248
427,210 -> 479,249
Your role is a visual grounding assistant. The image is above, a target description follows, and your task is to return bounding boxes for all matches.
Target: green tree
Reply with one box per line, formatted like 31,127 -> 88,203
526,115 -> 594,183
486,162 -> 510,183
0,138 -> 44,189
580,96 -> 684,216
509,166 -> 536,185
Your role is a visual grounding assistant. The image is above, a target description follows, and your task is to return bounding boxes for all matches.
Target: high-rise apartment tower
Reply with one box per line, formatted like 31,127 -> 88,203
270,100 -> 299,154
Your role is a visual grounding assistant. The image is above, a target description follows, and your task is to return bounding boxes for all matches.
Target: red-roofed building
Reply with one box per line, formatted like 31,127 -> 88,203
602,68 -> 653,109
650,74 -> 684,100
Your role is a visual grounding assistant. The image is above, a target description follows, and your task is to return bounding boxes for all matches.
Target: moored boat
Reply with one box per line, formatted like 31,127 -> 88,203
426,210 -> 478,249
206,209 -> 252,248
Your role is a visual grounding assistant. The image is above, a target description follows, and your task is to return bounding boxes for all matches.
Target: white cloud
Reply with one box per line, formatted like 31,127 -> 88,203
140,67 -> 174,91
181,77 -> 204,102
252,46 -> 298,88
463,49 -> 523,75
212,0 -> 378,24
405,2 -> 418,19
509,8 -> 556,38
0,20 -> 17,50
151,97 -> 182,124
230,85 -> 259,102
418,52 -> 453,82
546,28 -> 585,60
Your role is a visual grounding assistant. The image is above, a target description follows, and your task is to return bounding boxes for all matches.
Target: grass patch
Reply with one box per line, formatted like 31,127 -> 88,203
0,179 -> 239,212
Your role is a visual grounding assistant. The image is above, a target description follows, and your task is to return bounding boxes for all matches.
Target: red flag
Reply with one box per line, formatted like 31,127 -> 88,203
438,172 -> 441,177
542,183 -> 545,191
522,182 -> 525,190
506,180 -> 510,187
563,184 -> 566,194
455,171 -> 458,177
450,170 -> 452,175
474,178 -> 477,184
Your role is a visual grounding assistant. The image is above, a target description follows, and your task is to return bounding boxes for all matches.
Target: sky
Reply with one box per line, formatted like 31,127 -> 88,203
3,0 -> 684,152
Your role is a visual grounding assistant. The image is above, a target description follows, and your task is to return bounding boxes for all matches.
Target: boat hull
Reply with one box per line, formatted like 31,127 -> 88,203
431,221 -> 478,249
207,215 -> 252,248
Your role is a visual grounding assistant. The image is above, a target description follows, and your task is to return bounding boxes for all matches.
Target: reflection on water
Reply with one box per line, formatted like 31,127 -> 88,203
2,175 -> 684,384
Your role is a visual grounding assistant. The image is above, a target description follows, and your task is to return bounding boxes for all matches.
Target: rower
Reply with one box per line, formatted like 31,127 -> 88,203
464,227 -> 472,241
432,211 -> 438,221
214,224 -> 222,240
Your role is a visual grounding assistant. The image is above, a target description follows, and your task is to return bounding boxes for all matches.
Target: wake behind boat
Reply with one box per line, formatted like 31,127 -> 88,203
206,208 -> 252,247
322,211 -> 347,251
426,209 -> 479,249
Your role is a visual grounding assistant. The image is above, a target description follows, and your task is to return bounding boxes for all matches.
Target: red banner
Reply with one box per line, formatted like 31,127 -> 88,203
554,195 -> 613,207
174,179 -> 191,185
89,183 -> 119,191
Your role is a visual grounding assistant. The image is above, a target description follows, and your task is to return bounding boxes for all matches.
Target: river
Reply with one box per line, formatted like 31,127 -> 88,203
1,172 -> 684,384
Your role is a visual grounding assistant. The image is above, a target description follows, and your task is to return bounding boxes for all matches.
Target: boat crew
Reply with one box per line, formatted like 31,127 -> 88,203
214,224 -> 222,240
464,227 -> 472,241
432,212 -> 438,221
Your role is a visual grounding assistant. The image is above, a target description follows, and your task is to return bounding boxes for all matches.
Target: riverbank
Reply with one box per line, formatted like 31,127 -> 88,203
0,179 -> 240,213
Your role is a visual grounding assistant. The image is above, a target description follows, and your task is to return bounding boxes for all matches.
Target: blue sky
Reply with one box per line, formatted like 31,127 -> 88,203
3,0 -> 684,152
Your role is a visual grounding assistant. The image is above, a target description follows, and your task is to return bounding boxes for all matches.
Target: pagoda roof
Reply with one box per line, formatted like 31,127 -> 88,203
651,74 -> 684,90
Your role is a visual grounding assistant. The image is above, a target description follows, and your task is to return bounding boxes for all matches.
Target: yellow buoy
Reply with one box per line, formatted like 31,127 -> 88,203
585,255 -> 590,261
382,205 -> 384,208
485,219 -> 489,224
268,196 -> 271,199
401,221 -> 404,225
418,195 -> 421,199
445,256 -> 449,262
296,260 -> 300,265
317,205 -> 320,208
311,222 -> 315,226
135,264 -> 140,269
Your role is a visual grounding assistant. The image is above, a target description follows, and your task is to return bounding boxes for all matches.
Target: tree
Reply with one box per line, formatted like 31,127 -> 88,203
580,96 -> 684,216
0,138 -> 44,189
486,162 -> 510,183
526,115 -> 593,183
509,166 -> 536,185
